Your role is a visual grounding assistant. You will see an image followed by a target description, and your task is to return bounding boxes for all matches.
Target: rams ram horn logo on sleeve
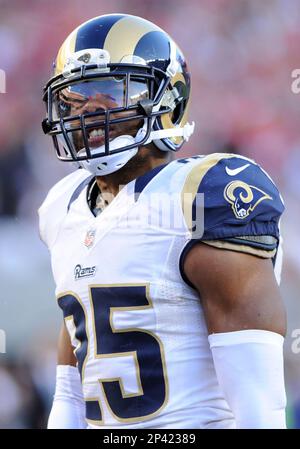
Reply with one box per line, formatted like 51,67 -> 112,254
224,180 -> 272,219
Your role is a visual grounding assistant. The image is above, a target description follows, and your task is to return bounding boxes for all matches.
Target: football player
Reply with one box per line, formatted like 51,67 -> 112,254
39,14 -> 287,429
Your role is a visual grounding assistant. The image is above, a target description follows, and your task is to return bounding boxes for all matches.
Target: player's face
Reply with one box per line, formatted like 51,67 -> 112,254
54,78 -> 148,152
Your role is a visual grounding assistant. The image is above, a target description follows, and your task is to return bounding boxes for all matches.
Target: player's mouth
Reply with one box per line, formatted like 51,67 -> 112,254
87,126 -> 121,147
88,128 -> 106,147
83,115 -> 140,149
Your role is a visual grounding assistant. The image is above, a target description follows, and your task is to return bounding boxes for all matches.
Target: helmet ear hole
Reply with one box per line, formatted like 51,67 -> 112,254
172,99 -> 186,124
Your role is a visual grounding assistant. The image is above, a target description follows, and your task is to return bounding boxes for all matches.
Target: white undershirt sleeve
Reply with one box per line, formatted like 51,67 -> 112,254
47,365 -> 86,429
208,329 -> 287,429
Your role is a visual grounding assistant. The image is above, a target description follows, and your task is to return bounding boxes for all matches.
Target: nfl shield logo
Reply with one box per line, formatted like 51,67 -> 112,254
84,228 -> 96,248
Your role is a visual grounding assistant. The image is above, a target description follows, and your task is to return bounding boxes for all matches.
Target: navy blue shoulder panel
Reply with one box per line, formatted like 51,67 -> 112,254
134,163 -> 168,201
67,175 -> 94,212
192,156 -> 284,241
180,154 -> 285,289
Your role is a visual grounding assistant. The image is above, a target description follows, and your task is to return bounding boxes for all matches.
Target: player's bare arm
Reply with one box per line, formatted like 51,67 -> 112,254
57,322 -> 77,366
183,243 -> 286,335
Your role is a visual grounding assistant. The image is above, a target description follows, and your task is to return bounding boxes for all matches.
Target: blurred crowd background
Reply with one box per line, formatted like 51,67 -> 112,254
0,0 -> 300,428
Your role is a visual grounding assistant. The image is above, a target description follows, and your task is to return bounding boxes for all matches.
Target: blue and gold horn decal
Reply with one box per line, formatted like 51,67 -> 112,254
224,180 -> 272,220
55,14 -> 171,75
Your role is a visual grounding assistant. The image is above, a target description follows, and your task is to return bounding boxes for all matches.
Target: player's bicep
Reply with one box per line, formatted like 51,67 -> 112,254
183,242 -> 286,336
57,322 -> 77,366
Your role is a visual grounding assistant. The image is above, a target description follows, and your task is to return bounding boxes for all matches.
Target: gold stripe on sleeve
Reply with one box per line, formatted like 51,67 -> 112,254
202,240 -> 277,258
181,153 -> 238,233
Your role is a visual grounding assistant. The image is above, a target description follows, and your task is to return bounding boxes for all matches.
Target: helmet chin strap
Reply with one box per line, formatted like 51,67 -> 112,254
136,120 -> 195,147
77,135 -> 139,176
147,121 -> 195,144
76,118 -> 195,176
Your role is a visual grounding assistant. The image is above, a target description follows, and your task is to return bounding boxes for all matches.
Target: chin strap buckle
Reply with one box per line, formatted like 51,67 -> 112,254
161,87 -> 181,111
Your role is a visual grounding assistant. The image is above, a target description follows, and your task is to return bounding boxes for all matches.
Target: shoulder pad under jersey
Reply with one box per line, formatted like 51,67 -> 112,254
38,169 -> 92,249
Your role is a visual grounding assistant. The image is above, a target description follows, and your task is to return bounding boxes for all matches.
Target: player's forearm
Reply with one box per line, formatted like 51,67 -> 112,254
209,329 -> 287,429
48,365 -> 86,429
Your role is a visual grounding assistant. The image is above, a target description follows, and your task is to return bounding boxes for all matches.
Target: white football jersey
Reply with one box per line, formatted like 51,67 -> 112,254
39,153 -> 284,429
